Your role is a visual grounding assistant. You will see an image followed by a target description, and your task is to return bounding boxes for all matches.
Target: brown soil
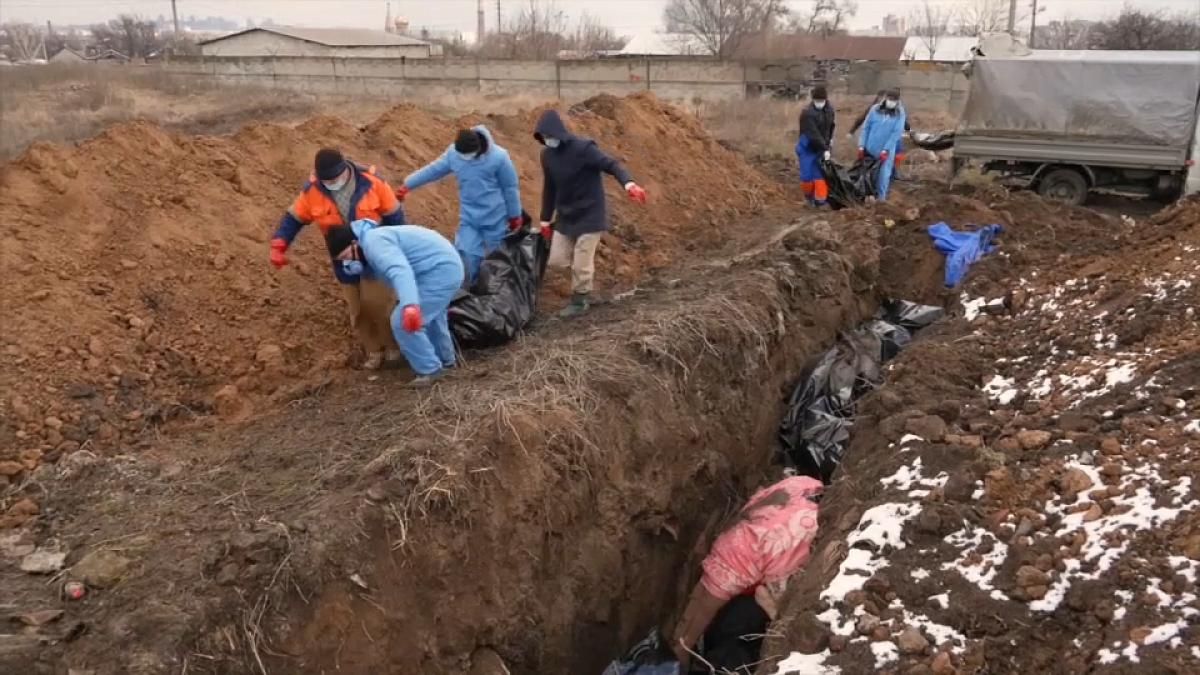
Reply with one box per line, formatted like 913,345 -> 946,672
5,88 -> 1198,675
0,92 -> 783,483
766,196 -> 1200,674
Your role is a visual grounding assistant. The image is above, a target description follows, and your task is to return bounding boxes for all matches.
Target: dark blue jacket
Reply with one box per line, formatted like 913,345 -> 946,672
535,110 -> 633,238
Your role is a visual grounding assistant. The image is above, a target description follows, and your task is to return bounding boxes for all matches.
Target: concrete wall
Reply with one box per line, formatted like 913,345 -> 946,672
199,32 -> 431,59
166,56 -> 968,113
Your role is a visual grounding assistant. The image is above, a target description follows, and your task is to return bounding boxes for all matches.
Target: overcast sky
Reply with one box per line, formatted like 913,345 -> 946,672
2,0 -> 1197,37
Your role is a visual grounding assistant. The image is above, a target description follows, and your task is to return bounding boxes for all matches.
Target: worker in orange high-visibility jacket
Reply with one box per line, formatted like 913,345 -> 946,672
269,148 -> 406,369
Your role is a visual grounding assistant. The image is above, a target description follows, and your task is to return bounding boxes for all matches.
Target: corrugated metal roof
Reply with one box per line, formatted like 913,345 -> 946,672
901,36 -> 980,62
737,35 -> 907,60
618,32 -> 707,56
200,26 -> 430,47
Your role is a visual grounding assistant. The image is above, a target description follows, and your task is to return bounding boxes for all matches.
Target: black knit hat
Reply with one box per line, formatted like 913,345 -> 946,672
811,85 -> 827,100
324,226 -> 357,258
314,148 -> 347,181
454,129 -> 482,155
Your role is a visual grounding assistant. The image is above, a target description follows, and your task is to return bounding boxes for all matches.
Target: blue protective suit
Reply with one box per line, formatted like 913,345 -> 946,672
859,103 -> 907,200
350,221 -> 465,376
928,222 -> 1003,287
403,125 -> 522,285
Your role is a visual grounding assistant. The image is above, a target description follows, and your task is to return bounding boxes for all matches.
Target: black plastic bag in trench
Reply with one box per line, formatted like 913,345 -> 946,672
778,300 -> 944,482
821,157 -> 881,210
447,221 -> 550,349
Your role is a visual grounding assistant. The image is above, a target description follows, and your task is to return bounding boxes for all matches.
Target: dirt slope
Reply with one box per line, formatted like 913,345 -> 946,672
766,197 -> 1200,674
0,93 -> 780,492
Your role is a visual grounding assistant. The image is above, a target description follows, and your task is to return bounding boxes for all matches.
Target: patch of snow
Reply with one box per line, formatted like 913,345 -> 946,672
961,295 -> 987,322
881,460 -> 924,491
1144,619 -> 1187,645
772,651 -> 841,675
851,502 -> 921,551
929,593 -> 949,609
899,434 -> 925,446
911,568 -> 930,581
871,641 -> 899,668
984,375 -> 1019,405
902,609 -> 967,650
1104,363 -> 1137,388
1185,420 -> 1200,434
942,526 -> 1009,601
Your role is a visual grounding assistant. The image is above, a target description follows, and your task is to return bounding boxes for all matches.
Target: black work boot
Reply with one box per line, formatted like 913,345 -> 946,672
558,293 -> 590,318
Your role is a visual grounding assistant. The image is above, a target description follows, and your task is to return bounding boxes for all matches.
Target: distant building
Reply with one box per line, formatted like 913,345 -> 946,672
198,26 -> 434,59
739,35 -> 908,61
882,15 -> 907,36
616,32 -> 707,57
901,36 -> 981,62
49,48 -> 86,64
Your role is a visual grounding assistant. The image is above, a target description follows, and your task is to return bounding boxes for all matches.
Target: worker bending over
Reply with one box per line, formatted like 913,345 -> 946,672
325,222 -> 464,387
795,85 -> 837,208
399,126 -> 523,285
533,110 -> 647,318
672,476 -> 823,671
858,90 -> 908,201
270,148 -> 405,369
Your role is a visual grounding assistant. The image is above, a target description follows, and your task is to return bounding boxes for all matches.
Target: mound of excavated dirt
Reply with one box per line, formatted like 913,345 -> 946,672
766,198 -> 1200,673
0,93 -> 780,492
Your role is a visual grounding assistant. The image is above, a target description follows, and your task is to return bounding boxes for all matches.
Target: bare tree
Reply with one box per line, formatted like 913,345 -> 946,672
2,23 -> 44,61
955,0 -> 1013,37
573,12 -> 626,53
90,15 -> 162,58
793,0 -> 858,36
663,0 -> 790,58
1089,7 -> 1200,50
1038,16 -> 1091,49
908,0 -> 952,59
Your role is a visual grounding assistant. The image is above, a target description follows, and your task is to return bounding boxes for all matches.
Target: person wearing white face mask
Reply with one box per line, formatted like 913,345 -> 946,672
398,127 -> 525,286
533,109 -> 647,318
795,85 -> 837,208
857,89 -> 908,201
270,148 -> 406,369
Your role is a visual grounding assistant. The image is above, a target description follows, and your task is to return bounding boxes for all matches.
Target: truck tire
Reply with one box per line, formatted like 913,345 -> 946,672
1038,168 -> 1088,206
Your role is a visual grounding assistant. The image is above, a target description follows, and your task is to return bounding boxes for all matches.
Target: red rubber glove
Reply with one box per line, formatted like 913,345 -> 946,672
508,216 -> 523,232
401,305 -> 422,333
395,185 -> 409,202
537,221 -> 554,242
857,147 -> 865,160
880,150 -> 890,161
269,238 -> 288,269
626,182 -> 647,205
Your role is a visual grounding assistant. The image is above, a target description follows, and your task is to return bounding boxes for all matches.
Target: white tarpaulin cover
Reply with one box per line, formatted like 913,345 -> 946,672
959,51 -> 1200,147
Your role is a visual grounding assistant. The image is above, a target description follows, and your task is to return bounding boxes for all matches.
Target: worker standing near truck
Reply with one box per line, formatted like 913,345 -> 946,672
325,221 -> 464,387
270,148 -> 406,370
858,90 -> 908,201
671,475 -> 823,670
533,109 -> 647,318
398,126 -> 524,286
850,89 -> 911,179
795,85 -> 837,208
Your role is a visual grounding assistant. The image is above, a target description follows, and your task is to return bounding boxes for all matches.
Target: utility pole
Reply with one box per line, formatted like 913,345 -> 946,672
171,0 -> 180,36
1007,0 -> 1017,34
496,0 -> 502,35
1029,0 -> 1038,48
477,0 -> 486,44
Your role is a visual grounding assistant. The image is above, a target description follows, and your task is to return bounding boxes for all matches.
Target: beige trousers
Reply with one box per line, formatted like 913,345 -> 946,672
341,281 -> 398,354
548,231 -> 603,295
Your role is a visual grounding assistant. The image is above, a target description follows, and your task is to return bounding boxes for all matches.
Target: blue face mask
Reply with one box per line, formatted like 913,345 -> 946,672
342,260 -> 364,276
544,137 -> 561,149
456,151 -> 476,161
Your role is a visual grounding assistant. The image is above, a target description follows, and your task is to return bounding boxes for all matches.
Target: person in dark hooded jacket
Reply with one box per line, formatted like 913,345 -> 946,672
534,110 -> 647,317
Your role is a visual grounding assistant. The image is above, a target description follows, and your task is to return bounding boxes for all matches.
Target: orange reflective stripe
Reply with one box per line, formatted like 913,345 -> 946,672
813,179 -> 829,202
800,181 -> 814,196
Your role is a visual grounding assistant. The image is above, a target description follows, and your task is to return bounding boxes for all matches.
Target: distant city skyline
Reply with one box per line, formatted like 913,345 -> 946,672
3,0 -> 1196,37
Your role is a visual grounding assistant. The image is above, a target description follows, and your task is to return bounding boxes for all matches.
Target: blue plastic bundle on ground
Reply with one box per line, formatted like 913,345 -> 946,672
927,222 -> 1003,287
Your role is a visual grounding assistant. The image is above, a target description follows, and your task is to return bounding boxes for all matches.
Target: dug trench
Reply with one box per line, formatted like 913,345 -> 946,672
1,92 -> 917,674
4,208 -> 909,674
